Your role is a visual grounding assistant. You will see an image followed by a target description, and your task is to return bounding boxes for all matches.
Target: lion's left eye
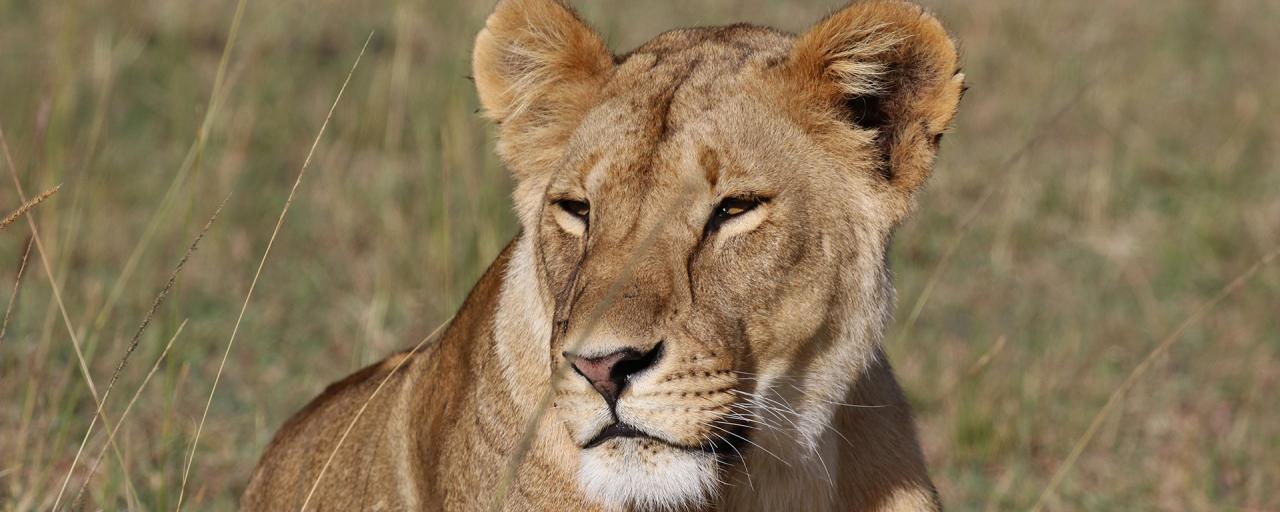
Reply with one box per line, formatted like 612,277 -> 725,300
708,196 -> 764,231
556,199 -> 590,221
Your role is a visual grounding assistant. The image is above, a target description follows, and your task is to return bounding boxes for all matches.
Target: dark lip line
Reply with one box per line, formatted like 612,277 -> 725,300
583,422 -> 660,449
582,422 -> 745,456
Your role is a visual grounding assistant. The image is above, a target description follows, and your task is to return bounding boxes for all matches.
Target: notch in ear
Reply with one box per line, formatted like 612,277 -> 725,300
473,0 -> 614,180
787,0 -> 965,198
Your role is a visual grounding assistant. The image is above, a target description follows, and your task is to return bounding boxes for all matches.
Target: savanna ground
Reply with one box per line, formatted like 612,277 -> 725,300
0,0 -> 1277,510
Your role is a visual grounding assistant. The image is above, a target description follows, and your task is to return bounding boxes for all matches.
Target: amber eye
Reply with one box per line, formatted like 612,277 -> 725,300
707,196 -> 764,231
556,199 -> 590,221
718,198 -> 755,217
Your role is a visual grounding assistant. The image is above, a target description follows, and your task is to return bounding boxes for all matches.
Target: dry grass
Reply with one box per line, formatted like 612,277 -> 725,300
0,185 -> 61,232
0,238 -> 32,345
175,29 -> 371,511
0,0 -> 1277,510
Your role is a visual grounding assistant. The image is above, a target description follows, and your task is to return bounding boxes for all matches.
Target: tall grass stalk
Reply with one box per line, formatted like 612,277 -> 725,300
175,31 -> 375,510
1030,244 -> 1280,512
81,0 -> 250,350
1,122 -> 135,508
56,195 -> 228,510
73,320 -> 189,509
0,237 -> 33,346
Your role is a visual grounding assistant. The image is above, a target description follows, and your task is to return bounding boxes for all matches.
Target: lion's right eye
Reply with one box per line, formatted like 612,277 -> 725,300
556,199 -> 590,221
706,196 -> 764,232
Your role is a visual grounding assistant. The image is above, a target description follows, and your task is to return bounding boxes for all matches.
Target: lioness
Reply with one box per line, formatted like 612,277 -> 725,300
243,0 -> 963,510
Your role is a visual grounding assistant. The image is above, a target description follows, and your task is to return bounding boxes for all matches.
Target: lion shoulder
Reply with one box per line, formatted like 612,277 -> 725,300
241,347 -> 429,510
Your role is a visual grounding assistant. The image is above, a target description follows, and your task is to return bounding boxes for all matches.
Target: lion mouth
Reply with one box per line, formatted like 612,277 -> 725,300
583,422 -> 661,449
583,422 -> 746,456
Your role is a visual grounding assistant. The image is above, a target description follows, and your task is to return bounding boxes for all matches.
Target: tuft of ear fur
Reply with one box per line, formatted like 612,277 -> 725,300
787,0 -> 964,199
473,0 -> 613,180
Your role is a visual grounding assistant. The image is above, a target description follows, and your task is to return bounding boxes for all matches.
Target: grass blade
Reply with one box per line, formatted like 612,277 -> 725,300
1030,244 -> 1280,512
60,194 -> 228,510
0,236 -> 33,347
72,320 -> 189,509
174,30 -> 375,511
1,122 -> 132,512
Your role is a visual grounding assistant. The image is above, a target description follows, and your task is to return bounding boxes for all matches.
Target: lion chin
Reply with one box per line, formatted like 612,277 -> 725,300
578,438 -> 720,511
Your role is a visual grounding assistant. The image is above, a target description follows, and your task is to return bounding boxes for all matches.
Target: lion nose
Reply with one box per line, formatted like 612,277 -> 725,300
565,342 -> 663,405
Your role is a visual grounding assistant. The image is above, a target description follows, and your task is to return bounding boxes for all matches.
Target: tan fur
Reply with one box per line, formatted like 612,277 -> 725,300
242,1 -> 963,510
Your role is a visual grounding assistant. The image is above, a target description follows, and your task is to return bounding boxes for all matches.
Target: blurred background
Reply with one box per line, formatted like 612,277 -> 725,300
0,0 -> 1277,510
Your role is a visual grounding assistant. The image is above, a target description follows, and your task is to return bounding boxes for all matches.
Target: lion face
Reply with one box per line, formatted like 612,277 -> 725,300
542,54 -> 861,509
474,1 -> 962,510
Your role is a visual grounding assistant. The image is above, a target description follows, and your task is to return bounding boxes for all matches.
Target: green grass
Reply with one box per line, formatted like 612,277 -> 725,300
1,0 -> 1278,510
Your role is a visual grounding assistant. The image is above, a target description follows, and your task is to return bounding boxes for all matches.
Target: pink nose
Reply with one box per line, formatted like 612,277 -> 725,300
566,343 -> 663,405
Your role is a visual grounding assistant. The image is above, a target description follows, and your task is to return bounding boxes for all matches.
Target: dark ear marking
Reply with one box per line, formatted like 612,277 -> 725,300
843,94 -> 888,131
843,94 -> 894,178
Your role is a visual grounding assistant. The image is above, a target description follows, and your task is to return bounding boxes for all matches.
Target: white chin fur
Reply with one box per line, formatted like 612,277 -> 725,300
578,441 -> 719,512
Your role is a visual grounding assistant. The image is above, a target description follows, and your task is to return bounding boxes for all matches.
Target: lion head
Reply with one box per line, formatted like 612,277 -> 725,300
473,0 -> 963,509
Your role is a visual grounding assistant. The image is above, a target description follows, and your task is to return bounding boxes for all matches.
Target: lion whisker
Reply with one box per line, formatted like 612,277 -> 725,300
729,389 -> 804,432
706,431 -> 753,492
716,418 -> 765,433
723,407 -> 782,432
706,423 -> 792,468
730,375 -> 892,408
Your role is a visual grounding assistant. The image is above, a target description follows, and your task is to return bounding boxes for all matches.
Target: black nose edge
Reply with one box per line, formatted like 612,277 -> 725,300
566,341 -> 664,405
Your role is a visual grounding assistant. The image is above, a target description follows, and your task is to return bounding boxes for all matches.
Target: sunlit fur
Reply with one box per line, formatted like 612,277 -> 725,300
242,1 -> 964,510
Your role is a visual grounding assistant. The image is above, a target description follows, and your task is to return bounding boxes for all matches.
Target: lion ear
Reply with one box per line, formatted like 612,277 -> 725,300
787,0 -> 965,198
473,0 -> 613,180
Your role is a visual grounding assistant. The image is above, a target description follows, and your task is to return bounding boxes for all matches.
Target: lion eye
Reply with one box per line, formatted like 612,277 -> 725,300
716,197 -> 760,219
556,199 -> 590,220
708,196 -> 763,231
